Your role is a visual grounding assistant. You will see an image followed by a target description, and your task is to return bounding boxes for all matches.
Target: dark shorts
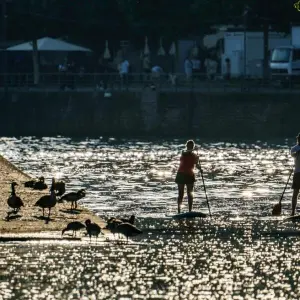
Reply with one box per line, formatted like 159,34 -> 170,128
175,172 -> 195,185
292,172 -> 300,189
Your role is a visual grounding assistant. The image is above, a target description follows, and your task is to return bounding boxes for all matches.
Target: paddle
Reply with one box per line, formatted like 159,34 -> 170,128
272,168 -> 293,216
272,150 -> 300,216
197,158 -> 212,218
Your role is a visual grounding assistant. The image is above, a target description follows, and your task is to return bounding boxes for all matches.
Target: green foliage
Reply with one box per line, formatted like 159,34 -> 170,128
5,0 -> 299,47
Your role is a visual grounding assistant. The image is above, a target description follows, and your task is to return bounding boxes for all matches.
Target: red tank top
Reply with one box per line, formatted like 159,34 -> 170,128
178,151 -> 198,175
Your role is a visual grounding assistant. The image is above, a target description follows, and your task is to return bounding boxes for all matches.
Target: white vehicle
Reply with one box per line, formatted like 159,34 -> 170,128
270,46 -> 300,83
269,26 -> 300,86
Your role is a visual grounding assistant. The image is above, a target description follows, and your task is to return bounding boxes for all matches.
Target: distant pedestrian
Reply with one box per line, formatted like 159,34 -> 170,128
224,58 -> 231,80
119,58 -> 130,87
143,54 -> 151,82
150,65 -> 163,88
191,58 -> 201,79
204,57 -> 217,80
184,57 -> 193,81
58,58 -> 68,90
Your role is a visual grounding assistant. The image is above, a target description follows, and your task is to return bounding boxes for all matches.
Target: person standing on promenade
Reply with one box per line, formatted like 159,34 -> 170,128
175,140 -> 202,213
291,133 -> 300,215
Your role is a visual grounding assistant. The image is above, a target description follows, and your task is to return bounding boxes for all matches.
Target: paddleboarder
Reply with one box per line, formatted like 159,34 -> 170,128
291,133 -> 300,216
175,140 -> 202,213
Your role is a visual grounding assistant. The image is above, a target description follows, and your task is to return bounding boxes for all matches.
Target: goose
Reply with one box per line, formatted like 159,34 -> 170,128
62,221 -> 86,237
34,179 -> 56,219
7,182 -> 24,213
107,222 -> 142,243
60,189 -> 86,210
85,219 -> 102,241
33,176 -> 48,190
54,180 -> 66,197
24,180 -> 36,188
120,215 -> 135,225
105,217 -> 123,238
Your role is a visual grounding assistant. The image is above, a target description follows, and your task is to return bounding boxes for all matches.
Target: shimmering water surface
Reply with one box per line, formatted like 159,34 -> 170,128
1,137 -> 300,299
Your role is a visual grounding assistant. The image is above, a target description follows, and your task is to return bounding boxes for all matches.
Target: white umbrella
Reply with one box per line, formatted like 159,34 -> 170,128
169,42 -> 176,56
157,37 -> 165,56
6,37 -> 92,52
144,36 -> 150,55
103,40 -> 111,59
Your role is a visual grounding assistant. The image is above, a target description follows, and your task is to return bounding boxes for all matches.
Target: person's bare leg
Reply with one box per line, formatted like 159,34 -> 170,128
187,184 -> 194,212
177,184 -> 184,213
292,189 -> 299,216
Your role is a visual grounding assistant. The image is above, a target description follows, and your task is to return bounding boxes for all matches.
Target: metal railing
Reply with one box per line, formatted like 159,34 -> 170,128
0,72 -> 299,92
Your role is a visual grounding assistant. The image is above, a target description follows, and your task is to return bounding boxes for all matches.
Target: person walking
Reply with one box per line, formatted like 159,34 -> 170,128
291,133 -> 300,216
184,57 -> 193,81
175,140 -> 202,213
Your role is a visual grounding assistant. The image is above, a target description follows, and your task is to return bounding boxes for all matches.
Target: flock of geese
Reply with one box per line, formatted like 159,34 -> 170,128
7,177 -> 143,243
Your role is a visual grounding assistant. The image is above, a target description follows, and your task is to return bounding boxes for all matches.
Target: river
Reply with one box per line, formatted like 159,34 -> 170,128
0,137 -> 299,299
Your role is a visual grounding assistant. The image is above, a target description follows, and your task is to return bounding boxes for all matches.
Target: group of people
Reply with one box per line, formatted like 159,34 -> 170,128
176,135 -> 300,216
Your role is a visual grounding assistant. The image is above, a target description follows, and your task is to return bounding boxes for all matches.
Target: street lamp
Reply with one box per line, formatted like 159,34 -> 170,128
243,5 -> 250,77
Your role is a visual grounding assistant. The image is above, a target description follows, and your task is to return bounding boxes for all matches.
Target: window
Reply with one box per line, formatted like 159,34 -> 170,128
271,48 -> 291,63
292,49 -> 300,61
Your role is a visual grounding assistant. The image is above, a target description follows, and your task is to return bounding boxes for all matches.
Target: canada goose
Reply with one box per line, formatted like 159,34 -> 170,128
62,221 -> 86,237
120,215 -> 135,225
54,180 -> 66,197
34,179 -> 56,219
85,219 -> 102,241
105,218 -> 123,238
107,222 -> 142,243
24,180 -> 36,188
60,189 -> 86,210
33,177 -> 48,190
7,182 -> 24,213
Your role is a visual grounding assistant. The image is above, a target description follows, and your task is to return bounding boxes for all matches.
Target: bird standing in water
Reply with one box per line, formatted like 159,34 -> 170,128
7,182 -> 24,213
62,221 -> 86,237
34,178 -> 56,219
85,219 -> 102,242
106,221 -> 142,243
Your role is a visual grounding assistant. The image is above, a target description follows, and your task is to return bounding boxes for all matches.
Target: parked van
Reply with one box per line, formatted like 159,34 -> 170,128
269,25 -> 300,86
270,46 -> 300,85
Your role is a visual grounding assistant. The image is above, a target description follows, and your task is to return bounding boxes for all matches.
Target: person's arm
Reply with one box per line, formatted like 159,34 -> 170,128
291,145 -> 300,157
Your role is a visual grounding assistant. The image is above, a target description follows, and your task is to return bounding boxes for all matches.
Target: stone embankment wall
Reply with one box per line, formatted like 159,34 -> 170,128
0,89 -> 298,139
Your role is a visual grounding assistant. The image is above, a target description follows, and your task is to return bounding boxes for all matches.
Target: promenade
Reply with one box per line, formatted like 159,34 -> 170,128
0,155 -> 105,238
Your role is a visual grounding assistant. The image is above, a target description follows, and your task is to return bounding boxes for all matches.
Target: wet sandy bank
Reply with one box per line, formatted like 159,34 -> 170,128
0,155 -> 105,237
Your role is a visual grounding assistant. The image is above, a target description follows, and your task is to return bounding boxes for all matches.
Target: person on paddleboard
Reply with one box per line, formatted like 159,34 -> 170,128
175,140 -> 202,213
291,133 -> 300,216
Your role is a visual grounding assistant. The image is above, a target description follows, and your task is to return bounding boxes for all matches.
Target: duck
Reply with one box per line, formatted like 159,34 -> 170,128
62,221 -> 86,237
106,221 -> 142,243
85,219 -> 102,241
24,179 -> 36,188
33,176 -> 48,190
7,182 -> 24,213
34,178 -> 56,219
60,189 -> 86,210
53,180 -> 66,197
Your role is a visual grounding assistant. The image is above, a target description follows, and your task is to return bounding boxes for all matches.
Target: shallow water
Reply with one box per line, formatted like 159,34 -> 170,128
1,137 -> 300,299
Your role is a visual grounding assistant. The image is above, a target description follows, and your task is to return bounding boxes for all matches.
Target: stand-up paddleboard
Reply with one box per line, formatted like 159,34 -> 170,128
284,215 -> 300,221
170,211 -> 207,220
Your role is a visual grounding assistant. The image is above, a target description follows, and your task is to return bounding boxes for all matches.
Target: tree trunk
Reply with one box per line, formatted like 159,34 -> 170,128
263,21 -> 269,80
32,39 -> 39,85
